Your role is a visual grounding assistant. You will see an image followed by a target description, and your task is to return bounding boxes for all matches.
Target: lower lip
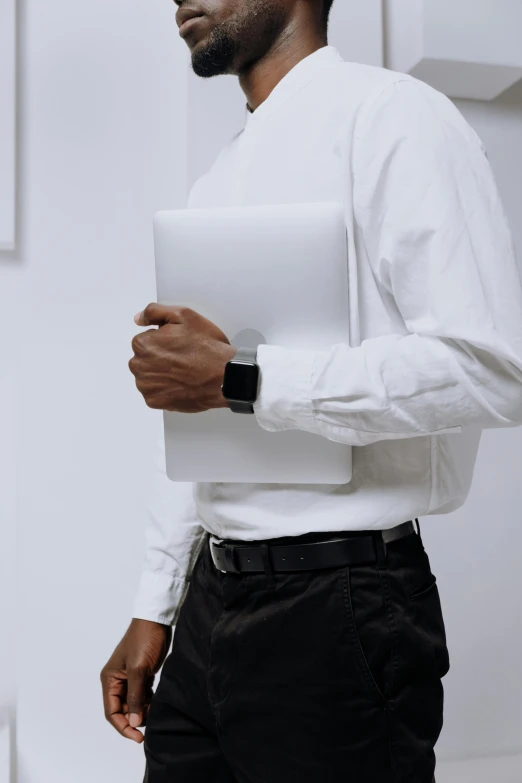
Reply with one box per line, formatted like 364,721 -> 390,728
179,15 -> 205,37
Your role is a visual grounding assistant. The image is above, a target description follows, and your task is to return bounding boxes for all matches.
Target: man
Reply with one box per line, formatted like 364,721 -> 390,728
100,1 -> 522,781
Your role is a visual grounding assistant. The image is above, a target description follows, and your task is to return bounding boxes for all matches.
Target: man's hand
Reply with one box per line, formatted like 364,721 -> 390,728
129,303 -> 237,413
100,618 -> 172,744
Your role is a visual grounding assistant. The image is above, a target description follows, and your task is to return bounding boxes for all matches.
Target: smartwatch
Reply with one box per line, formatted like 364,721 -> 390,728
221,346 -> 260,414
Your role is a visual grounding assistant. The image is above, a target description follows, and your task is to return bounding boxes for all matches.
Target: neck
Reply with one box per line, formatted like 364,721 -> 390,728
239,31 -> 328,113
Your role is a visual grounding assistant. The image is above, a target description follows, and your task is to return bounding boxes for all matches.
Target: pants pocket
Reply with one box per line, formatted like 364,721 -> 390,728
409,579 -> 451,680
401,532 -> 439,601
408,572 -> 437,600
398,536 -> 451,680
339,564 -> 396,705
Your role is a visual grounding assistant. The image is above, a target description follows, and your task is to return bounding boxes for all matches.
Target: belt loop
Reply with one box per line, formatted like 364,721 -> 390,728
414,518 -> 423,544
224,544 -> 240,573
260,544 -> 276,589
374,532 -> 387,569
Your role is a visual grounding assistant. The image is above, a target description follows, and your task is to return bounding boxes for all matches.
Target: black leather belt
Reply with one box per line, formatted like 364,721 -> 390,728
209,520 -> 417,574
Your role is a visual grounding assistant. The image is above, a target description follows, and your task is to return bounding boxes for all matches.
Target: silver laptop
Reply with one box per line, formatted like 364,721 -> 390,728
153,202 -> 352,484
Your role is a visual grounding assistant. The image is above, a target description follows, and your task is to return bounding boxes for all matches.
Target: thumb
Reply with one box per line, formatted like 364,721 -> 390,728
134,303 -> 168,327
126,665 -> 148,728
134,302 -> 181,327
134,302 -> 187,326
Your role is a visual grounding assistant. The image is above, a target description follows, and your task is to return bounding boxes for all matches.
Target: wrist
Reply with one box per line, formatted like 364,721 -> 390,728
213,343 -> 238,409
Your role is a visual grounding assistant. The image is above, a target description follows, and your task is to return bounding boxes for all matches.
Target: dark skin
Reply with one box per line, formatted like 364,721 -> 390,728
129,303 -> 236,413
101,0 -> 330,745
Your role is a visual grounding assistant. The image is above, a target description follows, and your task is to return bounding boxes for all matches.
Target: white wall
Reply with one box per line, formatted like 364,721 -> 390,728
1,1 -> 188,781
1,1 -> 522,781
0,0 -> 17,249
428,86 -> 522,762
0,363 -> 17,783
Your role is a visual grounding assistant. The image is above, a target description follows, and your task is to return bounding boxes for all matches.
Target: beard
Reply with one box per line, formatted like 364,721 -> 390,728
191,0 -> 287,78
192,27 -> 238,78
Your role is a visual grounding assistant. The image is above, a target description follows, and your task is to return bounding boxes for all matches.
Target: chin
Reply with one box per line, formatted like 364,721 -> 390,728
191,38 -> 237,78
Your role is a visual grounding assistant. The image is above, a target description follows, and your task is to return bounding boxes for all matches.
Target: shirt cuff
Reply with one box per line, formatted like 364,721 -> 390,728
131,570 -> 190,627
253,344 -> 319,433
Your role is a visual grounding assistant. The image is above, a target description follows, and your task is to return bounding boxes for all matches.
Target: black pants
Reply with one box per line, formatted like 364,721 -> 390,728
143,524 -> 449,782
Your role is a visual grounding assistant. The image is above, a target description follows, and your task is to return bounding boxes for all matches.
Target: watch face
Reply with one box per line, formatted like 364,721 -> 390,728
222,361 -> 260,403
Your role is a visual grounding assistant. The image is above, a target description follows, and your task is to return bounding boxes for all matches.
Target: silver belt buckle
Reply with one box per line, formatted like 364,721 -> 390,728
209,535 -> 227,573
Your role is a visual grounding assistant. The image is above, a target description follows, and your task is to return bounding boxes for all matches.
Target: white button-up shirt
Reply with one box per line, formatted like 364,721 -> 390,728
132,45 -> 522,626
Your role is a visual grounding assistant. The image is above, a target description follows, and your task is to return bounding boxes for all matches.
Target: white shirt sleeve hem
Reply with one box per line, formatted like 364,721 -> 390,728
253,344 -> 319,432
131,571 -> 190,627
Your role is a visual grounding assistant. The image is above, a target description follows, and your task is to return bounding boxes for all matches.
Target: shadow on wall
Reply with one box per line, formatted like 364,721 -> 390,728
495,77 -> 522,107
0,707 -> 16,783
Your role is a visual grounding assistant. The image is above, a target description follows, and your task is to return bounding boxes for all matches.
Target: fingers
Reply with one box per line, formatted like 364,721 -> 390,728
126,665 -> 150,729
101,670 -> 145,744
111,712 -> 145,744
134,303 -> 187,327
122,700 -> 151,725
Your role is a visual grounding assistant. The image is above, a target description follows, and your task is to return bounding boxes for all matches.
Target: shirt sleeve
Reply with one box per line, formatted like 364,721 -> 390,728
132,426 -> 207,626
253,78 -> 522,447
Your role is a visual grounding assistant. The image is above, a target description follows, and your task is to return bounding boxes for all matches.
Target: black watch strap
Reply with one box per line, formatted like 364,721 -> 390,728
229,400 -> 255,414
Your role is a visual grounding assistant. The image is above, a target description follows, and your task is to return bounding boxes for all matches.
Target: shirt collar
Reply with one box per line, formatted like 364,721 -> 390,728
244,45 -> 343,126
